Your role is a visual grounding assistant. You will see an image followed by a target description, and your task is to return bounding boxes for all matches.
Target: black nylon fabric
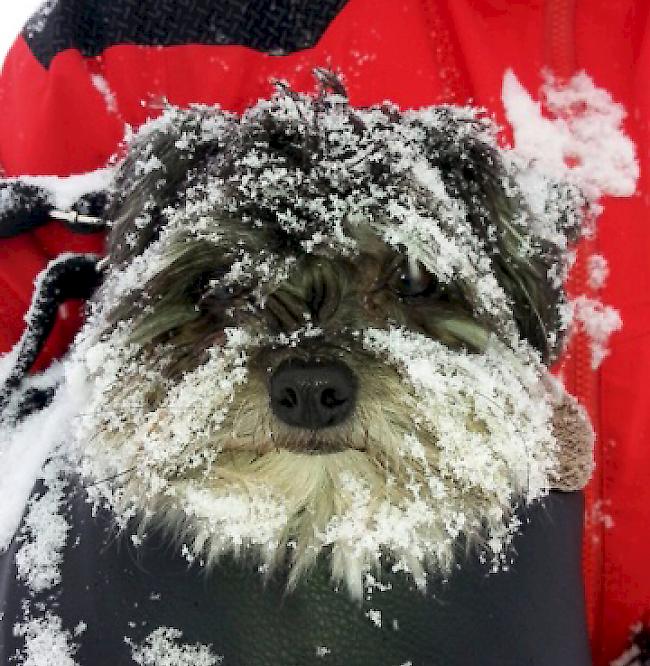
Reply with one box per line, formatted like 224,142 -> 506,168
23,0 -> 350,68
0,487 -> 592,666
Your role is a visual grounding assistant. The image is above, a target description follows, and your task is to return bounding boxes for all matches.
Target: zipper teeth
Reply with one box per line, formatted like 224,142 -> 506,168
544,0 -> 577,77
569,241 -> 603,656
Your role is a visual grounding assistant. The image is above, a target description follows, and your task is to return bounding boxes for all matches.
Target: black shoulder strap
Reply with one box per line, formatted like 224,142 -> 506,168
0,254 -> 102,422
0,182 -> 108,238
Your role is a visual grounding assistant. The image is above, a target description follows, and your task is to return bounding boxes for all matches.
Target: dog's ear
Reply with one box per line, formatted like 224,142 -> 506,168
416,110 -> 583,363
107,107 -> 232,265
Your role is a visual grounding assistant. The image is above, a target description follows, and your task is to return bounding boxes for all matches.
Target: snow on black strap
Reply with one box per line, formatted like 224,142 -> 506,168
0,253 -> 103,421
0,181 -> 108,238
0,182 -> 51,238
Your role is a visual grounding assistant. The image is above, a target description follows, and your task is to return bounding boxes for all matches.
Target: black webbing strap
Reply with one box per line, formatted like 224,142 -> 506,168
0,254 -> 103,421
0,181 -> 108,238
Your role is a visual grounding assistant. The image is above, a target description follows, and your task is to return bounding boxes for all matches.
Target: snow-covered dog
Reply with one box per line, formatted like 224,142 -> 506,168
33,72 -> 591,602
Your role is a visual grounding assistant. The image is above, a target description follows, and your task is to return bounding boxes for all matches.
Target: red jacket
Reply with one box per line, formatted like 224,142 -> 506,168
1,1 -> 648,662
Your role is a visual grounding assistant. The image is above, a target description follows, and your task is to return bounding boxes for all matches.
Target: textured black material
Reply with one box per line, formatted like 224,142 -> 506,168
619,626 -> 650,665
0,183 -> 51,238
11,386 -> 57,421
0,489 -> 592,665
23,0 -> 349,68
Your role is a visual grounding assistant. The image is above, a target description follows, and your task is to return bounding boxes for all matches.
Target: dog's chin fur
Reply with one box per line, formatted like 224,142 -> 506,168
71,319 -> 560,600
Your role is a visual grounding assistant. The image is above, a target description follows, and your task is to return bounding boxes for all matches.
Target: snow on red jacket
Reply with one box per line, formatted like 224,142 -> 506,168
0,1 -> 648,662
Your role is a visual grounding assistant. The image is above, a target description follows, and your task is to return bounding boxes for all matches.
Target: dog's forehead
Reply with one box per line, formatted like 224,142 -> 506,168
148,100 -> 490,272
104,85 -> 583,361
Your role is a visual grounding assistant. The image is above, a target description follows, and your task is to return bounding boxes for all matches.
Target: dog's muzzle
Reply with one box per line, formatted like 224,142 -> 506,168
269,358 -> 358,430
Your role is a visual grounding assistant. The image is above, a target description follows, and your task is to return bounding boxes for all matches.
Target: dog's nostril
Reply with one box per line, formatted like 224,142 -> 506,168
270,359 -> 358,430
280,387 -> 299,409
320,387 -> 345,409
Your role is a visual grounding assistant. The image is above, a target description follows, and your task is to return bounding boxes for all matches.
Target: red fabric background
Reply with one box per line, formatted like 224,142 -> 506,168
1,1 -> 648,661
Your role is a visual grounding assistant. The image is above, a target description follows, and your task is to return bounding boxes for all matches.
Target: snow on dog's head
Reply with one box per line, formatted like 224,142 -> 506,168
68,73 -> 592,598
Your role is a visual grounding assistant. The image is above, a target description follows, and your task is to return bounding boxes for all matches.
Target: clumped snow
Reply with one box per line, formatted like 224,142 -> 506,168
127,627 -> 223,666
587,254 -> 609,290
13,613 -> 79,666
11,454 -> 79,666
572,296 -> 622,368
503,69 -> 638,367
15,460 -> 70,592
503,69 -> 638,201
365,608 -> 383,628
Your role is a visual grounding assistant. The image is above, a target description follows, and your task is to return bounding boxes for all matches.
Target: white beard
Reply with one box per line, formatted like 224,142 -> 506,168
68,318 -> 559,600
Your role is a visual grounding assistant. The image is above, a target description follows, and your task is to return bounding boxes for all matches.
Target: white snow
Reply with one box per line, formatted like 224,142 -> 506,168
0,1 -> 45,68
127,627 -> 223,666
587,254 -> 609,290
14,168 -> 115,211
571,296 -> 623,368
91,74 -> 119,115
13,613 -> 79,666
10,452 -> 79,666
15,460 -> 70,592
0,381 -> 79,552
0,343 -> 19,385
503,69 -> 639,367
502,69 -> 638,201
365,608 -> 383,628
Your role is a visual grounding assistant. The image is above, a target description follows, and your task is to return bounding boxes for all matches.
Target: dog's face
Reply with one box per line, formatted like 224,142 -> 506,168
68,78 -> 589,598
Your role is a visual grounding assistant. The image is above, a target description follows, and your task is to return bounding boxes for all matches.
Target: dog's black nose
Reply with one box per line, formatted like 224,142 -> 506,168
270,359 -> 357,430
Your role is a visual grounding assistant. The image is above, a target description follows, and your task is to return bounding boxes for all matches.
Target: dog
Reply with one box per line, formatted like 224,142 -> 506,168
34,71 -> 593,606
53,74 -> 591,598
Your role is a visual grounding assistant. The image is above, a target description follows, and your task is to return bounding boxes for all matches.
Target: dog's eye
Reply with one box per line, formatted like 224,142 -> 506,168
199,282 -> 246,305
189,270 -> 247,309
388,261 -> 439,299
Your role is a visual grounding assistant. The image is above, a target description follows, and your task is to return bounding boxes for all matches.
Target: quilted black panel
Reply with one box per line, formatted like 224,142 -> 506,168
0,491 -> 591,665
23,0 -> 349,68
